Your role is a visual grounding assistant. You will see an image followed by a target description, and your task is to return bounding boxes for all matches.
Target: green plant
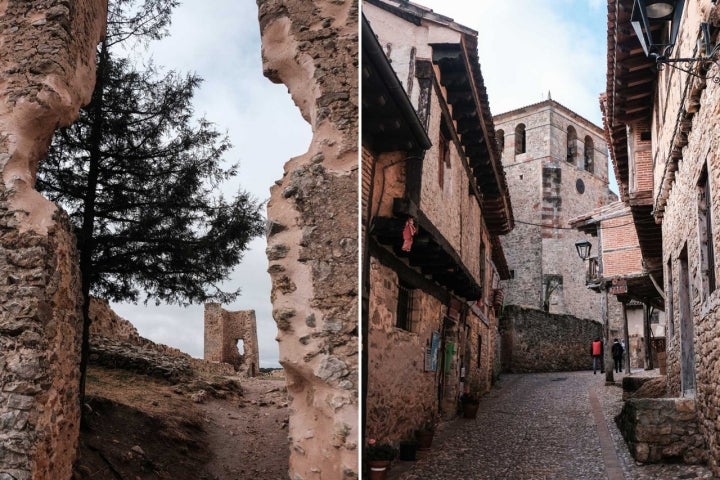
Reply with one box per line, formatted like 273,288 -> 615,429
366,440 -> 397,461
460,379 -> 481,405
419,412 -> 437,432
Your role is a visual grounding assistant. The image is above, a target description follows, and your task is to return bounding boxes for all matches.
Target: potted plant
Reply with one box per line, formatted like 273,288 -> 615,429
416,414 -> 436,450
366,439 -> 396,480
398,438 -> 418,461
460,381 -> 480,419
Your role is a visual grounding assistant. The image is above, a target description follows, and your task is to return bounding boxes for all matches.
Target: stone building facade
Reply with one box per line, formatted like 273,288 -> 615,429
257,1 -> 359,478
363,0 -> 513,447
604,0 -> 720,474
0,0 -> 106,478
203,303 -> 259,377
570,202 -> 666,372
494,100 -> 622,324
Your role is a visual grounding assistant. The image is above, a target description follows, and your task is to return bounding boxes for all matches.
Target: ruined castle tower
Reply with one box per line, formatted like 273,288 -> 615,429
495,99 -> 619,322
0,0 -> 107,477
257,1 -> 358,479
203,303 -> 260,377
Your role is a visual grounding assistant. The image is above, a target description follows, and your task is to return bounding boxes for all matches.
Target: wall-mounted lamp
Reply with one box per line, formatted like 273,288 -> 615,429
631,0 -> 720,78
575,240 -> 592,261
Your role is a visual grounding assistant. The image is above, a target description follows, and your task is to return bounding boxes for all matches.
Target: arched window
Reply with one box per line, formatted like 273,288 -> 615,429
584,136 -> 594,173
515,124 -> 526,154
566,126 -> 577,164
496,129 -> 504,157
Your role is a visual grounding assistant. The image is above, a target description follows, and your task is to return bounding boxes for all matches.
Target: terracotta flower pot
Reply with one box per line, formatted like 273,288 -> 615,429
417,429 -> 434,450
368,460 -> 390,480
462,402 -> 479,419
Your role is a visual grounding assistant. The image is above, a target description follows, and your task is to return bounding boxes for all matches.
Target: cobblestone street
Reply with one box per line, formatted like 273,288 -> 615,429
390,370 -> 716,480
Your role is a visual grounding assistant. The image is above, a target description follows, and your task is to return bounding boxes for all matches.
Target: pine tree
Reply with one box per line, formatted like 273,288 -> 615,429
36,0 -> 265,402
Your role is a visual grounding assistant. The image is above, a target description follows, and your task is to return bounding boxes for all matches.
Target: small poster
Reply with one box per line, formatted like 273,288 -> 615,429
426,331 -> 440,372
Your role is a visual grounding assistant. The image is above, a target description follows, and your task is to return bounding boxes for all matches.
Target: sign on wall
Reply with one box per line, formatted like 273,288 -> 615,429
610,277 -> 627,295
425,331 -> 440,371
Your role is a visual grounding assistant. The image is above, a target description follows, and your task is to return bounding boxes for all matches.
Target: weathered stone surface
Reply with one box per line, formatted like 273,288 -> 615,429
622,375 -> 667,400
89,335 -> 192,383
616,396 -> 707,465
0,0 -> 106,477
89,297 -> 143,343
257,0 -> 358,478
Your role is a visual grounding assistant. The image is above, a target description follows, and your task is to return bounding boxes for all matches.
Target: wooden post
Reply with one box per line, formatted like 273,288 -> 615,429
623,301 -> 631,374
643,303 -> 654,370
602,285 -> 614,383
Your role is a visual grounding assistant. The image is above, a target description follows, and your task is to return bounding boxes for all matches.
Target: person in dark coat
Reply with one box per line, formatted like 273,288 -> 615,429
591,337 -> 604,374
611,338 -> 624,373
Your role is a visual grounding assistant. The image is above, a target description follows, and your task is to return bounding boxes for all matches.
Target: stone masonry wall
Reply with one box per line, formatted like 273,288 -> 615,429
658,20 -> 720,474
0,0 -> 106,478
616,398 -> 707,464
0,206 -> 83,480
366,258 -> 443,443
500,305 -> 603,373
203,303 -> 260,377
257,1 -> 358,479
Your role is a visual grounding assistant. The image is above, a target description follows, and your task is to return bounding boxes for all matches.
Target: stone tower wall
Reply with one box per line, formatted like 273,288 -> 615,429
203,303 -> 260,377
0,0 -> 107,478
257,1 -> 358,479
495,102 -> 622,326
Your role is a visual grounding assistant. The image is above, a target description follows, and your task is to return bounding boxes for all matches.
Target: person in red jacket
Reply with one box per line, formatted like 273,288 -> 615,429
591,337 -> 604,374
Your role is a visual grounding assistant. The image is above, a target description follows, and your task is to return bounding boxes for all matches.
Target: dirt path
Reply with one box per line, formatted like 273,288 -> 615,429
198,375 -> 290,480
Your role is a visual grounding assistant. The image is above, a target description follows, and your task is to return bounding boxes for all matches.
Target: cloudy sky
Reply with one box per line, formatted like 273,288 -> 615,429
112,0 -> 614,368
411,0 -> 609,125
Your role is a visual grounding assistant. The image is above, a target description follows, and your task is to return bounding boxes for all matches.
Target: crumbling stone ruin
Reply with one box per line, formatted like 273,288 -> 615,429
0,0 -> 107,478
258,0 -> 359,478
88,298 -> 201,382
203,303 -> 259,377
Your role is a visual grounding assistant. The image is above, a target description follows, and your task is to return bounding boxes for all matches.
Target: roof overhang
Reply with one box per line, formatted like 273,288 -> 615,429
430,37 -> 513,236
361,15 -> 432,153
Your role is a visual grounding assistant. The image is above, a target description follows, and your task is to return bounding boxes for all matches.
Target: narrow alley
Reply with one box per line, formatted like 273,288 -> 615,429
390,371 -> 715,480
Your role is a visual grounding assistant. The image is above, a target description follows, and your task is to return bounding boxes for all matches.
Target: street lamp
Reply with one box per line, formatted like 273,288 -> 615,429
631,0 -> 685,58
575,240 -> 592,261
631,0 -> 720,78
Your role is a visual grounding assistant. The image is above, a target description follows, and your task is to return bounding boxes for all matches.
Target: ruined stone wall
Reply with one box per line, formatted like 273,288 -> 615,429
500,305 -> 603,373
495,102 -> 622,325
0,0 -> 106,478
366,258 -> 443,442
257,1 -> 358,478
657,23 -> 720,473
89,297 -> 143,344
203,303 -> 259,377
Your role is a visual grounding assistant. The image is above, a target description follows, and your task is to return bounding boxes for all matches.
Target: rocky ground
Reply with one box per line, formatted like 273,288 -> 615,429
73,337 -> 289,480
